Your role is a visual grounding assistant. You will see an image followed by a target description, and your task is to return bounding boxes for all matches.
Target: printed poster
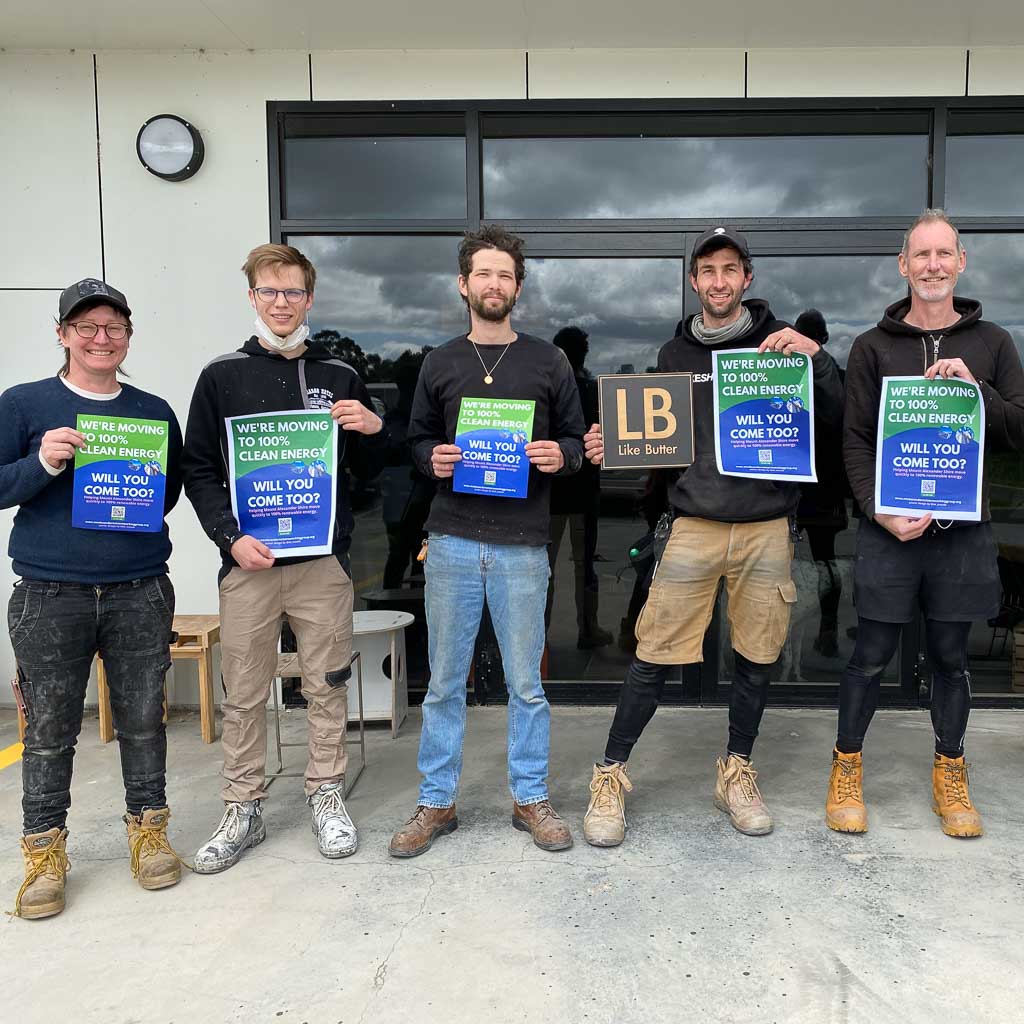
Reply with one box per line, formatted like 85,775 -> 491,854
451,397 -> 535,499
71,414 -> 168,532
713,349 -> 816,482
226,411 -> 338,555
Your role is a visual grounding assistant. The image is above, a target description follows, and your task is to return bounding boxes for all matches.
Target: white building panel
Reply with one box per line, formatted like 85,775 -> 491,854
969,47 -> 1024,95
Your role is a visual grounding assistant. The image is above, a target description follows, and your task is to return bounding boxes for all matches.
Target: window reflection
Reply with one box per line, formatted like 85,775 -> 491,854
946,136 -> 1024,217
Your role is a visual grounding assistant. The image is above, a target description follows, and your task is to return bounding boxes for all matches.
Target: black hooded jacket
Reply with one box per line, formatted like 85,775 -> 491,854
844,296 -> 1024,522
658,299 -> 845,523
182,337 -> 386,570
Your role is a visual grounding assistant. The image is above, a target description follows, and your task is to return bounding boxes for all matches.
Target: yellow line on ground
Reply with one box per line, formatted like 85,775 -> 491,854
0,742 -> 24,771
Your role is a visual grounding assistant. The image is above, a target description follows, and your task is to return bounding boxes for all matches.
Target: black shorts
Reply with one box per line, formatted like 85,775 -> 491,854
853,517 -> 1000,624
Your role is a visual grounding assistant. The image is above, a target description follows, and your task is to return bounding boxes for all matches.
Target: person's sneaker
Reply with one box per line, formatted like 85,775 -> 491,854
14,827 -> 69,919
825,750 -> 868,834
193,800 -> 266,874
512,799 -> 573,851
714,755 -> 773,836
932,754 -> 984,838
125,807 -> 186,889
389,805 -> 458,858
583,762 -> 633,847
309,782 -> 358,858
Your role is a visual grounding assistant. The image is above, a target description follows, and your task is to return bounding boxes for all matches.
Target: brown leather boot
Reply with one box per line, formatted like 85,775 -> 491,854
512,800 -> 573,851
714,755 -> 773,836
125,808 -> 185,890
14,827 -> 70,919
389,805 -> 458,858
932,754 -> 984,838
825,749 -> 868,834
583,762 -> 633,848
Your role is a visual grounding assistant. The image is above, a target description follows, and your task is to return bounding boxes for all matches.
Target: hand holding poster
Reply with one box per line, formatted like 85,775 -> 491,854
452,397 -> 535,499
226,411 -> 338,556
72,414 -> 168,532
712,349 -> 816,482
874,376 -> 985,521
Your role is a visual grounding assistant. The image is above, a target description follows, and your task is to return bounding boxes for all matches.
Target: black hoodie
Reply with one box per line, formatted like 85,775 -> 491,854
844,296 -> 1024,523
182,337 -> 386,570
658,299 -> 844,523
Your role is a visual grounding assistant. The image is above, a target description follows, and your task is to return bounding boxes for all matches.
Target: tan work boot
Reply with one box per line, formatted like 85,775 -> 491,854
512,799 -> 573,851
932,754 -> 984,838
14,827 -> 70,920
825,749 -> 869,834
714,755 -> 773,836
389,805 -> 458,858
583,762 -> 633,848
125,808 -> 185,890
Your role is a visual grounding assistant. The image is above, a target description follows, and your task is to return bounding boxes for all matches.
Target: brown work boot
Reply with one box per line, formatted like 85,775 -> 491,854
583,762 -> 633,848
389,805 -> 458,858
714,755 -> 773,836
125,808 -> 185,890
825,749 -> 869,834
512,799 -> 573,851
14,827 -> 70,920
932,754 -> 984,838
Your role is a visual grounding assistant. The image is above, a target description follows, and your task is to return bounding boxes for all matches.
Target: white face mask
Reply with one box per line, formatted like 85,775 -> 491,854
253,314 -> 309,353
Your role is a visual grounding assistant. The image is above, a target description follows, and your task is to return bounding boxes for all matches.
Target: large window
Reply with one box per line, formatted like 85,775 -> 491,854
269,97 -> 1024,706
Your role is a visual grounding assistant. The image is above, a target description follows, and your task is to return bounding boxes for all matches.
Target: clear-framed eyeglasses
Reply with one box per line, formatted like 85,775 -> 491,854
253,287 -> 309,303
68,321 -> 131,341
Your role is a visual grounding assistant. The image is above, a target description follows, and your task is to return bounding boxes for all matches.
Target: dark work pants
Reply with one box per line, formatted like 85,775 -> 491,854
8,577 -> 174,833
604,650 -> 773,763
837,618 -> 972,758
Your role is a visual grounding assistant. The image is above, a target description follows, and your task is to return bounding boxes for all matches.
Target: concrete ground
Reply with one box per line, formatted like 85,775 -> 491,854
1,705 -> 1023,1024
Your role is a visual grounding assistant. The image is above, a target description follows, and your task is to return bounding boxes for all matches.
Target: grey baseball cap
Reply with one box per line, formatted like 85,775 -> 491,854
692,226 -> 751,261
58,278 -> 132,321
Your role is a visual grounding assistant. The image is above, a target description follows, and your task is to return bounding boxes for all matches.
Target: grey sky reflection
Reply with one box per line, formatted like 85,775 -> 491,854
946,137 -> 1024,218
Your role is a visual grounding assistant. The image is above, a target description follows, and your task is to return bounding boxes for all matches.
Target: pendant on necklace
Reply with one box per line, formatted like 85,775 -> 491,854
484,375 -> 493,385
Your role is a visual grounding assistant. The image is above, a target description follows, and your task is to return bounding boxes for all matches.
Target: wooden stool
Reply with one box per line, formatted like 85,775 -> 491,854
96,614 -> 220,744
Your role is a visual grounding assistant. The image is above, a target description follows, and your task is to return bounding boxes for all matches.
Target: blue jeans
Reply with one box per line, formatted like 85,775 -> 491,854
418,534 -> 551,808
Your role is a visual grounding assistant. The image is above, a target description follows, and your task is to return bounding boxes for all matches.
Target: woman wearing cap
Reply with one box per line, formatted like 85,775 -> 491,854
0,278 -> 185,918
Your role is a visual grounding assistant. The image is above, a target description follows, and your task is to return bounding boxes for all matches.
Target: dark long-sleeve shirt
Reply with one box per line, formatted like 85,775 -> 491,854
408,333 -> 585,546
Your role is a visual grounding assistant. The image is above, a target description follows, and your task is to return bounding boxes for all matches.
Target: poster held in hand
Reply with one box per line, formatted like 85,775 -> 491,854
874,376 -> 985,521
597,373 -> 694,470
712,349 -> 816,482
226,410 -> 338,555
451,397 -> 535,499
72,414 -> 169,532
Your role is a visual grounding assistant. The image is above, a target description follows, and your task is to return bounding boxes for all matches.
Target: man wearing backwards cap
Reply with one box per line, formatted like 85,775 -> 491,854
0,279 -> 185,918
581,228 -> 844,846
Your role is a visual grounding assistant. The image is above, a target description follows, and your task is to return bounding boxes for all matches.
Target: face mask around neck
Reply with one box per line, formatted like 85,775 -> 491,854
254,314 -> 309,353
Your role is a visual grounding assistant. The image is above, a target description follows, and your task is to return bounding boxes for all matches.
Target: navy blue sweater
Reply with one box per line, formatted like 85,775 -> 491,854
0,377 -> 183,583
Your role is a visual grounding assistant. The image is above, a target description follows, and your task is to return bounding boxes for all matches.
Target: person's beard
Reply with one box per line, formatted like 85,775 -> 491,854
695,283 -> 743,323
468,289 -> 517,323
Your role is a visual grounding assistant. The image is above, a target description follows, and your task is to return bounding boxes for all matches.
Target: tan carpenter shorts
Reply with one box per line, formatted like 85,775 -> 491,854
635,516 -> 796,666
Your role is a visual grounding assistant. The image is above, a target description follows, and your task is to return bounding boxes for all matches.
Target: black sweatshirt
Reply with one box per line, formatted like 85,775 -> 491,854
182,337 -> 385,570
408,333 -> 585,546
659,299 -> 845,523
844,296 -> 1024,522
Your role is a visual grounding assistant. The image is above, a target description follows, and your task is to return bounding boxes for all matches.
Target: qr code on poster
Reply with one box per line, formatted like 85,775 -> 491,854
484,471 -> 497,485
278,517 -> 293,535
920,480 -> 936,496
111,506 -> 126,520
758,450 -> 773,465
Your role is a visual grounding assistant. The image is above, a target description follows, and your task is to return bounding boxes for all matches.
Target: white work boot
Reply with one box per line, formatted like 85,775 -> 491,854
193,800 -> 266,874
309,782 -> 358,859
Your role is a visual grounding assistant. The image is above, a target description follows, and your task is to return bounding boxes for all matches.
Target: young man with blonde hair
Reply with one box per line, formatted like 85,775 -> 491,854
184,244 -> 385,871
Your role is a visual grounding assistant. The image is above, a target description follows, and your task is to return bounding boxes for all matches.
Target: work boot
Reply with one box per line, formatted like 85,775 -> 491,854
389,805 -> 458,858
932,754 -> 984,838
714,755 -> 773,836
512,799 -> 573,851
583,762 -> 633,848
825,750 -> 868,833
193,800 -> 266,874
309,782 -> 358,858
125,807 -> 185,890
14,827 -> 69,919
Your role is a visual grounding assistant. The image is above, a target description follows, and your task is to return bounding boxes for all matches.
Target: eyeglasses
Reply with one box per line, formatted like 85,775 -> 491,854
68,321 -> 131,340
253,287 -> 309,303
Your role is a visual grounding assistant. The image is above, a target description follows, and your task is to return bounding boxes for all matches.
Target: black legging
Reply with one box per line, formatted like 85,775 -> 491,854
605,650 -> 773,763
837,618 -> 973,758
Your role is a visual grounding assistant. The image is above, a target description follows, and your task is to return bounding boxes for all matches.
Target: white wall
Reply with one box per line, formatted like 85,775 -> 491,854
969,47 -> 1024,95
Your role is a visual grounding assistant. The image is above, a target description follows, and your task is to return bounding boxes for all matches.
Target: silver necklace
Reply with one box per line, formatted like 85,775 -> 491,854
470,339 -> 514,385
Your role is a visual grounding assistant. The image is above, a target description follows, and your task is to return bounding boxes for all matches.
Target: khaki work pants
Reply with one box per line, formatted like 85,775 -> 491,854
218,556 -> 354,801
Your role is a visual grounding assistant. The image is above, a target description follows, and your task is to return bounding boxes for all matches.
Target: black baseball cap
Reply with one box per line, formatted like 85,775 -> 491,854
692,226 -> 751,261
58,278 -> 132,322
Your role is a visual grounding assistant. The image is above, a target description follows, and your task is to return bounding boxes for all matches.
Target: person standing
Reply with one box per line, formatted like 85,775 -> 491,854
827,209 -> 1024,838
184,244 -> 384,871
581,228 -> 843,847
2,279 -> 185,918
388,226 -> 585,858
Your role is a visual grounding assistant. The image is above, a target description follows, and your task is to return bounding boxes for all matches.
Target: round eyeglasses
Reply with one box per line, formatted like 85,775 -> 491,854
68,322 -> 131,341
